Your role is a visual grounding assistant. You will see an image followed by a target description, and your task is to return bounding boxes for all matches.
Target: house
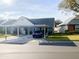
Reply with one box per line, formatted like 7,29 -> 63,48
58,15 -> 79,33
29,18 -> 55,34
0,16 -> 55,35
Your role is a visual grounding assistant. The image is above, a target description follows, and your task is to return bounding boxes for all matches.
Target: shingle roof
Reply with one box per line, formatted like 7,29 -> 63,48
11,16 -> 34,27
29,18 -> 55,27
2,19 -> 17,25
0,17 -> 34,27
59,15 -> 79,26
0,20 -> 5,24
0,17 -> 54,27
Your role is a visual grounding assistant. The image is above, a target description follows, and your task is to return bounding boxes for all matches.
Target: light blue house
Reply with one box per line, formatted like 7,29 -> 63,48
0,16 -> 55,35
29,18 -> 55,34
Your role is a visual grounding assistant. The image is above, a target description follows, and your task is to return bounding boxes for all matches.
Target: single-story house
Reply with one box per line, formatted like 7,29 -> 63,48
29,18 -> 55,34
0,16 -> 55,35
58,15 -> 79,33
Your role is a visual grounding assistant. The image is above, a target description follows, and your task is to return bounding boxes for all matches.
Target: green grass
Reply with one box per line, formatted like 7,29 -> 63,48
47,34 -> 79,41
0,34 -> 15,38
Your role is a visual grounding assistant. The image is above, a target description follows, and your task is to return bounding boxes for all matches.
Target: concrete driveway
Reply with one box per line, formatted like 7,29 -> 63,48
1,35 -> 33,44
0,35 -> 78,47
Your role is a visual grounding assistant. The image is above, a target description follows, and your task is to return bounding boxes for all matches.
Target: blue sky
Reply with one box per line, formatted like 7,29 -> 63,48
0,0 -> 74,21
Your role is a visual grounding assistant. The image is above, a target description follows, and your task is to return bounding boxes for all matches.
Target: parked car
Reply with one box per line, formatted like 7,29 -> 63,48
32,30 -> 44,38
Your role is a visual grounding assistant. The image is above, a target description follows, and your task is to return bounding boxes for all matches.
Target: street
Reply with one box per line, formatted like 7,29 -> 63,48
0,43 -> 79,59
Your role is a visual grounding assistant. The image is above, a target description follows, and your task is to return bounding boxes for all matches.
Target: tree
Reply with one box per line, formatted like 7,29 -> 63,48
55,20 -> 62,27
59,0 -> 79,12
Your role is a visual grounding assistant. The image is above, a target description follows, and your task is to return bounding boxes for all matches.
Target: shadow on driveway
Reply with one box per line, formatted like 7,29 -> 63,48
39,37 -> 77,47
39,41 -> 77,47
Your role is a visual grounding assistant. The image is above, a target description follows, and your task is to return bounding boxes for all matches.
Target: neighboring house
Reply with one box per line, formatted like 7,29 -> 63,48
54,20 -> 62,33
0,16 -> 55,35
58,15 -> 79,33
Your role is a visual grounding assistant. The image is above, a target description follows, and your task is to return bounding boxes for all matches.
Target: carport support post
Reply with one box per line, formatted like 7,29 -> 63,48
4,26 -> 7,40
17,27 -> 20,37
44,27 -> 46,39
27,27 -> 30,35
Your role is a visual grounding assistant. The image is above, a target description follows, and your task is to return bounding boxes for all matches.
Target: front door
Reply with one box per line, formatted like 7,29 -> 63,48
68,24 -> 75,32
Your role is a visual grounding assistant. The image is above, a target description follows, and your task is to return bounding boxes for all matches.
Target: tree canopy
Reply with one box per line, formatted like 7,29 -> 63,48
59,0 -> 79,12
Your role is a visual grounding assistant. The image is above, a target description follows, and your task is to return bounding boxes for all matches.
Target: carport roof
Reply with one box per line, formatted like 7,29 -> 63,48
0,16 -> 48,27
0,16 -> 34,27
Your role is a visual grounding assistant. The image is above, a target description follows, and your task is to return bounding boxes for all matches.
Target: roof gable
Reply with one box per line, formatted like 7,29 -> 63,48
59,15 -> 79,26
12,16 -> 34,26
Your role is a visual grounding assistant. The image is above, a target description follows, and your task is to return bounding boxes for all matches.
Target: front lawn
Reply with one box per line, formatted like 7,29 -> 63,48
0,34 -> 16,38
47,34 -> 79,41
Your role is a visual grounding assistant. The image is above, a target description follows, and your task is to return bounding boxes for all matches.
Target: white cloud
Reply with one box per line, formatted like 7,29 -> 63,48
55,11 -> 75,22
0,11 -> 20,19
0,0 -> 15,6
